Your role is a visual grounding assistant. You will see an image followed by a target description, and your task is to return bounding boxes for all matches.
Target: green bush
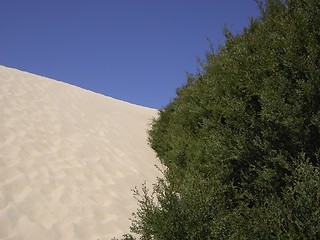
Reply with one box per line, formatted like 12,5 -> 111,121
124,0 -> 320,239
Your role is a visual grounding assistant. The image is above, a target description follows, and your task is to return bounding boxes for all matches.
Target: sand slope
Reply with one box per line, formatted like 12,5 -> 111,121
0,66 -> 160,239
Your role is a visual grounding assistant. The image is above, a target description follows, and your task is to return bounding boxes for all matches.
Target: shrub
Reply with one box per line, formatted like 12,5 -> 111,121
125,0 -> 320,239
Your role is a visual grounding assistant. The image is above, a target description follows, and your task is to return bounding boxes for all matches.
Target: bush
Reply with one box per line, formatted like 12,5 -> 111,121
125,0 -> 320,239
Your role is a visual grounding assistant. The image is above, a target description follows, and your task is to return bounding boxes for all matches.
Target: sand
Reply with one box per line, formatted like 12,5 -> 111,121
0,65 -> 161,239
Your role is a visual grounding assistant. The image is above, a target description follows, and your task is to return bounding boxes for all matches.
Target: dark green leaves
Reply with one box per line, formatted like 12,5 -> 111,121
126,0 -> 320,239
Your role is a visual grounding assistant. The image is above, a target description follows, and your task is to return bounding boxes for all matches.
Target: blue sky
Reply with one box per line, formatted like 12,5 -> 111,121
1,1 -> 260,109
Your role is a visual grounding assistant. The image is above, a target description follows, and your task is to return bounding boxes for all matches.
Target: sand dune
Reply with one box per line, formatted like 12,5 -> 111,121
0,66 -> 160,239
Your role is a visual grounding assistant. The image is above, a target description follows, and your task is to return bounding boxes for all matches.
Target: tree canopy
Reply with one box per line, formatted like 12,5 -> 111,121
121,0 -> 320,239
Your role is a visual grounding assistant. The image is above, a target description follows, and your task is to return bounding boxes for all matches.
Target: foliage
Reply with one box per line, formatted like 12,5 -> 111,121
124,0 -> 320,239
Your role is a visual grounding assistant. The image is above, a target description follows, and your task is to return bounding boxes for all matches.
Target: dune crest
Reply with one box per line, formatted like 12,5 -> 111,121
0,66 -> 160,239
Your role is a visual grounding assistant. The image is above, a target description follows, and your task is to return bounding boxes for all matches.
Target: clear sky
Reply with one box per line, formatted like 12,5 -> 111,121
1,0 -> 260,109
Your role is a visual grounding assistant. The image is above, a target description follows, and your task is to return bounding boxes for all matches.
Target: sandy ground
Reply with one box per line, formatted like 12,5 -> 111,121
0,66 -> 161,239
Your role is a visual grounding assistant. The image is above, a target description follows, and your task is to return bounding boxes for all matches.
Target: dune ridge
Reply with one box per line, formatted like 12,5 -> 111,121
0,65 -> 160,239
